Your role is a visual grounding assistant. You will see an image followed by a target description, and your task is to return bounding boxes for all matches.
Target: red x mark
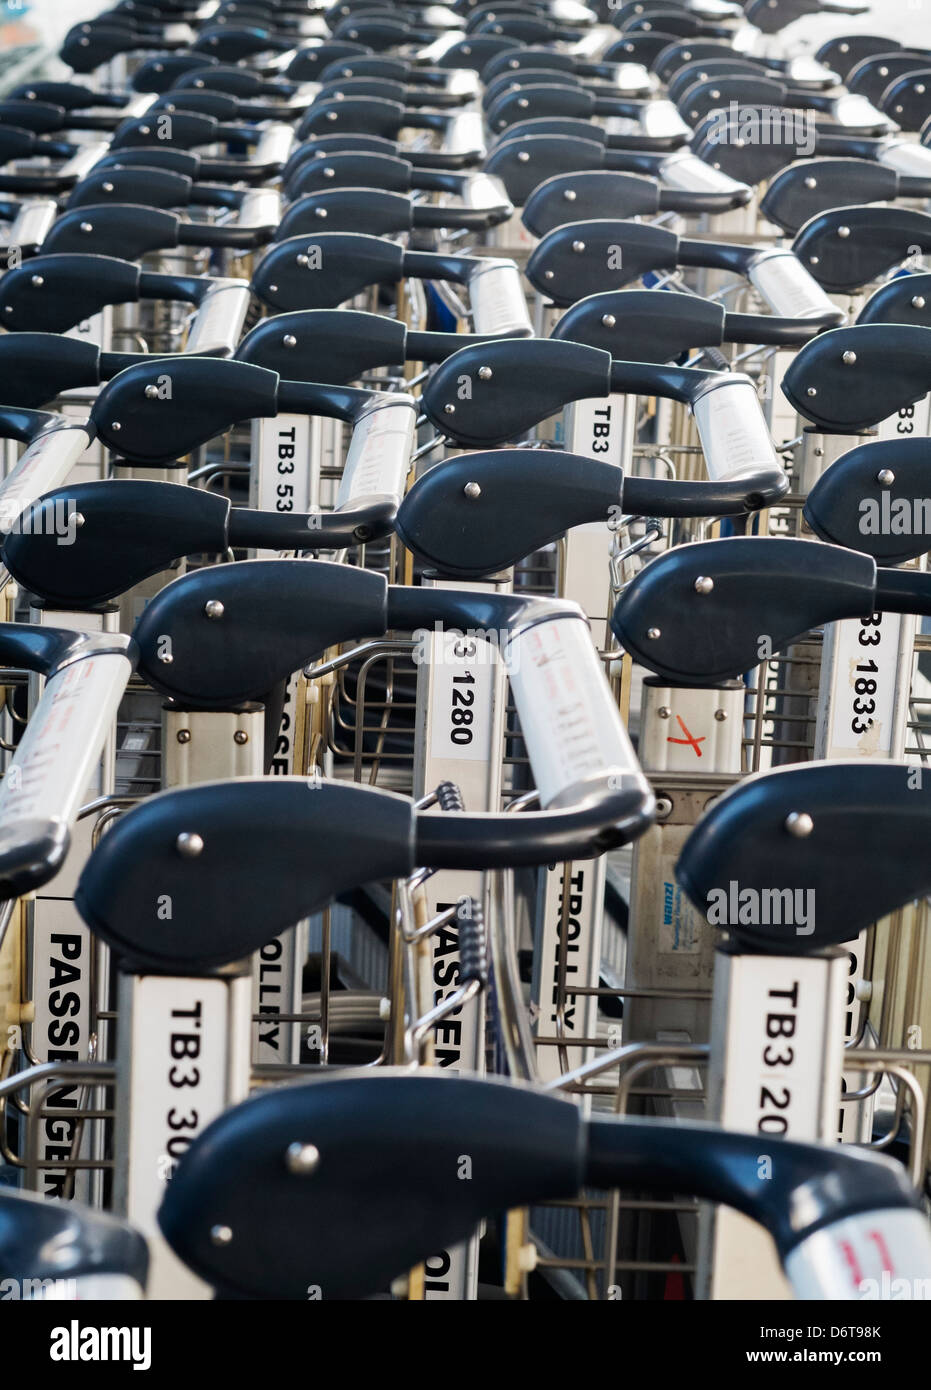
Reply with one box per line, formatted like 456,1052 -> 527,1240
667,715 -> 706,757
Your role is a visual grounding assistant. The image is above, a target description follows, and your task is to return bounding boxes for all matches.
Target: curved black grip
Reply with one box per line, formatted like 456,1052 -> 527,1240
803,437 -> 931,564
253,232 -> 405,313
611,536 -> 877,685
133,559 -> 390,708
0,254 -> 141,333
3,481 -> 230,608
299,96 -> 408,140
110,110 -> 221,152
792,205 -> 931,292
237,308 -> 407,383
130,51 -> 221,95
421,338 -> 613,446
782,324 -> 931,432
92,357 -> 280,463
677,761 -> 931,951
285,151 -> 415,198
76,779 -> 416,972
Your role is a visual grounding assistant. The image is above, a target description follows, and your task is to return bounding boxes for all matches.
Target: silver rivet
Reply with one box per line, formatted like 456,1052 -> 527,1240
785,811 -> 814,838
145,384 -> 160,399
103,181 -> 115,192
268,284 -> 278,293
912,296 -> 926,310
285,1142 -> 320,1175
110,420 -> 122,430
837,225 -> 850,239
326,110 -> 338,121
877,469 -> 895,487
658,706 -> 671,719
140,126 -> 150,135
655,796 -> 673,818
572,239 -> 586,253
444,403 -> 456,414
842,350 -> 857,365
517,151 -> 529,163
463,481 -> 481,499
518,98 -> 528,108
204,600 -> 225,619
647,627 -> 661,640
478,366 -> 493,380
315,207 -> 327,218
804,176 -> 817,189
809,255 -> 820,265
296,253 -> 309,266
601,313 -> 616,328
210,1224 -> 233,1246
544,269 -> 555,280
806,387 -> 817,397
176,831 -> 205,858
80,222 -> 93,233
234,730 -> 248,745
70,512 -> 85,529
31,275 -> 44,287
176,729 -> 191,744
283,334 -> 297,347
563,189 -> 577,201
714,709 -> 727,722
323,167 -> 335,178
694,576 -> 714,595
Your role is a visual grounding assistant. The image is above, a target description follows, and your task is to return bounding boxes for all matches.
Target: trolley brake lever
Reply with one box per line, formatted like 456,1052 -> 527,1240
396,447 -> 787,579
276,185 -> 512,238
760,158 -> 931,236
804,437 -> 931,563
3,481 -> 398,607
609,535 -> 891,685
487,85 -> 690,147
526,218 -> 843,325
42,199 -> 280,258
155,1070 -> 929,1301
677,760 -> 931,950
521,169 -> 751,237
782,323 -> 931,433
422,337 -> 781,485
791,204 -> 931,293
91,356 -> 392,463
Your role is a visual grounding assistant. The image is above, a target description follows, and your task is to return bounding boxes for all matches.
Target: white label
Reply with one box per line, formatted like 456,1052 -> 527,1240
821,612 -> 902,758
428,629 -> 497,764
0,426 -> 91,533
507,617 -> 639,807
254,413 -> 314,554
0,652 -> 131,847
125,976 -> 228,1300
566,395 -> 629,470
185,280 -> 251,357
29,904 -> 93,1201
533,857 -> 605,1081
878,139 -> 931,179
691,377 -> 780,482
468,260 -> 533,338
748,251 -> 839,320
659,151 -> 749,196
337,399 -> 415,509
720,956 -> 842,1137
877,393 -> 931,445
786,1210 -> 931,1300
